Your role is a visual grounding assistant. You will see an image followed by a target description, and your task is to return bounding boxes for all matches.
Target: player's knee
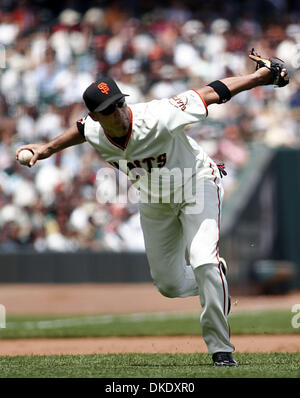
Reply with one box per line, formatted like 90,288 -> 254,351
155,281 -> 181,298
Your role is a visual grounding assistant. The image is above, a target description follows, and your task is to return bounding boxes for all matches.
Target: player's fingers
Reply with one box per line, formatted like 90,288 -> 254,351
29,151 -> 39,167
280,68 -> 287,77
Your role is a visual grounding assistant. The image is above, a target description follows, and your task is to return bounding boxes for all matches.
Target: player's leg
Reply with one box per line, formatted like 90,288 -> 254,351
179,171 -> 234,355
139,202 -> 199,298
193,263 -> 234,354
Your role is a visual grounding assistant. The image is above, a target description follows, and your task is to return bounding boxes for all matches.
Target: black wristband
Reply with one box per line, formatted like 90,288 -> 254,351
207,80 -> 232,104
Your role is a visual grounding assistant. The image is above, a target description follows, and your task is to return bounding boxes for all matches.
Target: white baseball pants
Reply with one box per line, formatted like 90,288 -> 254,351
139,162 -> 234,354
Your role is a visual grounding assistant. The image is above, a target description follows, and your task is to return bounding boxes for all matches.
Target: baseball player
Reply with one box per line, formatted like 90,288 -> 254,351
16,50 -> 289,366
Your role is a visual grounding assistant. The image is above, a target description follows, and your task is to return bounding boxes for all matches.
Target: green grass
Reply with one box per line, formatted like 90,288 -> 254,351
0,353 -> 299,378
0,310 -> 298,339
0,310 -> 299,379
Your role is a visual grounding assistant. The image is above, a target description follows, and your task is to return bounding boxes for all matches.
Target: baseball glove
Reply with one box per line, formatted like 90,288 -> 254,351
248,48 -> 289,87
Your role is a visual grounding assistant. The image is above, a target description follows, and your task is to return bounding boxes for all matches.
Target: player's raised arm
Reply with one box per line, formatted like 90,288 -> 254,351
16,123 -> 85,167
196,48 -> 289,107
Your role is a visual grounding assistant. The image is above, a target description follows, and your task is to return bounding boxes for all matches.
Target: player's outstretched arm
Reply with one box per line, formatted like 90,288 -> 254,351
16,124 -> 85,167
196,68 -> 286,106
196,49 -> 289,106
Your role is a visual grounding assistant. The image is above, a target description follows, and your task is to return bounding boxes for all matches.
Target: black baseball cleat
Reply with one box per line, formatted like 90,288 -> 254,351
219,258 -> 231,315
212,352 -> 238,367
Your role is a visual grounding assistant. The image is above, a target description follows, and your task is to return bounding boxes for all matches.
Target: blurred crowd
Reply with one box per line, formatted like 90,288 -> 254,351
0,0 -> 300,252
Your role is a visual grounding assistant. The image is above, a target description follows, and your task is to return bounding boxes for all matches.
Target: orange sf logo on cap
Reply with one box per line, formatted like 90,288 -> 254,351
98,82 -> 110,95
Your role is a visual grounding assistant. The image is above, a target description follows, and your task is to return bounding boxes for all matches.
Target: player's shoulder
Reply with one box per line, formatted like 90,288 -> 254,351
130,97 -> 172,118
76,114 -> 101,137
129,100 -> 160,124
135,90 -> 201,112
139,90 -> 205,117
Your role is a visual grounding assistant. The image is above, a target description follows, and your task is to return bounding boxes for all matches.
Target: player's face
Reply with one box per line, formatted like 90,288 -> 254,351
89,99 -> 131,136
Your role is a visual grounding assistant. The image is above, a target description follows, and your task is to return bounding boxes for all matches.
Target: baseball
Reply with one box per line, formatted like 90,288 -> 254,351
18,149 -> 33,166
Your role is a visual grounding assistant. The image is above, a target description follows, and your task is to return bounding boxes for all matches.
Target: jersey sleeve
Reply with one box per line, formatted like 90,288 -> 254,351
150,89 -> 208,135
76,115 -> 88,138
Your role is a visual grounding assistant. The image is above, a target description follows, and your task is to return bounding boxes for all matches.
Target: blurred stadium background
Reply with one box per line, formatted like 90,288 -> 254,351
0,0 -> 300,295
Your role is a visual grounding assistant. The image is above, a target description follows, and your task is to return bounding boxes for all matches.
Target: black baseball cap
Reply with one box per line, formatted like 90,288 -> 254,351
83,76 -> 129,112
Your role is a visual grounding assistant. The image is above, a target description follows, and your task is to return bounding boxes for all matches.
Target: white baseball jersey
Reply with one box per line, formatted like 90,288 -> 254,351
77,89 -> 210,203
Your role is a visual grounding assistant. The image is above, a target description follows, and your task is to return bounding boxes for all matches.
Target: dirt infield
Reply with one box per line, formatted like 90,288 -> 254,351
1,283 -> 300,314
1,335 -> 299,356
0,284 -> 299,356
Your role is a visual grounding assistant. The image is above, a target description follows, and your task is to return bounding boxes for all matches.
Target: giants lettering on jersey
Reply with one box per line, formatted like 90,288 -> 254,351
109,153 -> 167,174
169,95 -> 188,111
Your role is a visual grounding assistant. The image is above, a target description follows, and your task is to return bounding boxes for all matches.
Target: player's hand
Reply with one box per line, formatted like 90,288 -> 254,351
254,66 -> 288,86
16,143 -> 54,167
249,48 -> 289,87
